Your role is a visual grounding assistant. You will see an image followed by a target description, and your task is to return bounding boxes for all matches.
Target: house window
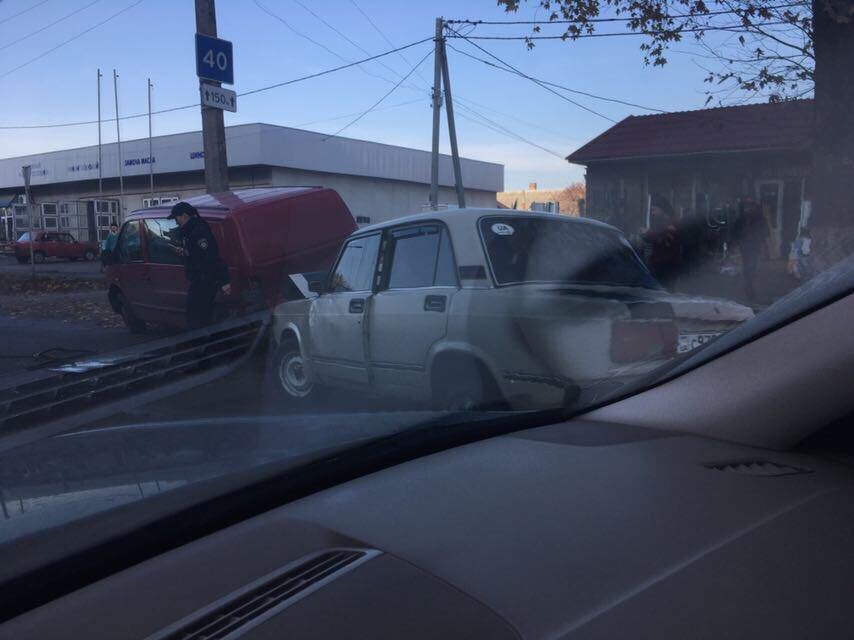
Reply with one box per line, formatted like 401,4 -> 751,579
97,215 -> 111,228
41,203 -> 58,216
355,215 -> 371,224
44,217 -> 58,229
60,216 -> 71,228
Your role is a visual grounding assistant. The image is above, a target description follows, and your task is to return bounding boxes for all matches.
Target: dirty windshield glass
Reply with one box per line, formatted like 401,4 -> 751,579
0,0 -> 850,561
480,216 -> 659,288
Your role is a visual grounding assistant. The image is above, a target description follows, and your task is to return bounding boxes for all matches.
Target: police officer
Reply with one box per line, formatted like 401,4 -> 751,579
168,201 -> 231,328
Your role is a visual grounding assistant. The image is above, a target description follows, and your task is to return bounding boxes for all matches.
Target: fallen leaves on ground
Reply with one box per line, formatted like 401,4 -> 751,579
0,274 -> 106,295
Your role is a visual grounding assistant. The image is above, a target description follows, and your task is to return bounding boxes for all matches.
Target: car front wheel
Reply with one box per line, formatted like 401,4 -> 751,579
118,293 -> 146,333
271,338 -> 316,400
83,249 -> 96,261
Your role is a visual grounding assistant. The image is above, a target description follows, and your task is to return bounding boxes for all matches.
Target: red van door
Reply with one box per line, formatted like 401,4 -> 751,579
142,217 -> 188,322
111,220 -> 151,319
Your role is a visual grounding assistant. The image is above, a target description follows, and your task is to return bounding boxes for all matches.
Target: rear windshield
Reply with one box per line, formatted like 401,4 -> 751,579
479,216 -> 659,289
17,232 -> 32,241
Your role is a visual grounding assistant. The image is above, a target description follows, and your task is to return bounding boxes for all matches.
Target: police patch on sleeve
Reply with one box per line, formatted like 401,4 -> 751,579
197,238 -> 209,250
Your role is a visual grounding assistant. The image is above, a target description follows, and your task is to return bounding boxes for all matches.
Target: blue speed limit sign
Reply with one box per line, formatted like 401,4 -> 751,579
195,33 -> 233,85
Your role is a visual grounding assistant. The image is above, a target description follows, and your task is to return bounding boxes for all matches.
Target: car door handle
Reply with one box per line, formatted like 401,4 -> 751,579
424,295 -> 447,312
349,298 -> 365,313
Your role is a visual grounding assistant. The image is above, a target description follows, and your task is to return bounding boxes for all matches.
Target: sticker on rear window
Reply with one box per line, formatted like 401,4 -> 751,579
491,223 -> 515,236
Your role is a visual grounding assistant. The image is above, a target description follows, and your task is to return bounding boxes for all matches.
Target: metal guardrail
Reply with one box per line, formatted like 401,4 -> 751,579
0,311 -> 271,452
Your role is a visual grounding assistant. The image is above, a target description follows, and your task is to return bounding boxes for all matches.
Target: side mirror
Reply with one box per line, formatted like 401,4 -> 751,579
308,280 -> 324,294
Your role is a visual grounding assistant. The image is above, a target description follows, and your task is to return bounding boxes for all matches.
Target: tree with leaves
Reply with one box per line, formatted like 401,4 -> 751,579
497,0 -> 854,265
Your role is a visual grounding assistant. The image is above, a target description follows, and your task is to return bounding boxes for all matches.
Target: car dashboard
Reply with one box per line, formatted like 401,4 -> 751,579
3,418 -> 854,640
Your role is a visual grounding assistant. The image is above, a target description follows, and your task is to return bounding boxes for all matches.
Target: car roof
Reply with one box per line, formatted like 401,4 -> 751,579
127,187 -> 325,219
355,207 -> 621,235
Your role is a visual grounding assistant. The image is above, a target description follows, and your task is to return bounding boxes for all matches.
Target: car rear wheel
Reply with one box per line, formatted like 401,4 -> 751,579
32,251 -> 45,264
83,249 -> 96,261
118,293 -> 146,333
432,356 -> 504,412
271,338 -> 316,401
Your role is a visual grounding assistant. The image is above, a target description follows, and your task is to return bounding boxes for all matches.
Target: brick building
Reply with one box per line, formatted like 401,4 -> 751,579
567,100 -> 813,259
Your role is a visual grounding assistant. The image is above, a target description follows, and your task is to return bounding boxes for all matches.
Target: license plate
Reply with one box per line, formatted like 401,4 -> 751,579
678,332 -> 722,353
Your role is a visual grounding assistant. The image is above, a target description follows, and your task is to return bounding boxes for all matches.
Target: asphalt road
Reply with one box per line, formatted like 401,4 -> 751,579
0,316 -> 153,377
0,255 -> 102,278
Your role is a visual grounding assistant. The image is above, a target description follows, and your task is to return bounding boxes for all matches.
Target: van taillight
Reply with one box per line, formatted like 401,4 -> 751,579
610,319 -> 678,363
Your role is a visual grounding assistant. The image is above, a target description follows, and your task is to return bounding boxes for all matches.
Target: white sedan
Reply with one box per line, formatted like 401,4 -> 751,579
270,208 -> 753,410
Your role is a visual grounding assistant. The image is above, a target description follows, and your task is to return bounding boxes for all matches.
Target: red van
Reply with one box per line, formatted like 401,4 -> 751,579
106,187 -> 356,332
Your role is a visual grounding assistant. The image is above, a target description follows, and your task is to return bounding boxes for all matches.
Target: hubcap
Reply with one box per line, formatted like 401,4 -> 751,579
279,351 -> 312,397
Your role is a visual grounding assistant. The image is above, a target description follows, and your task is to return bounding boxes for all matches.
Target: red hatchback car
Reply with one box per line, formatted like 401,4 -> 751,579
106,187 -> 357,332
14,231 -> 100,264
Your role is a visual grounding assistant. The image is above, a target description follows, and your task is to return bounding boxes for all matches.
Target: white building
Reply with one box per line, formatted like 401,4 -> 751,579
0,123 -> 503,242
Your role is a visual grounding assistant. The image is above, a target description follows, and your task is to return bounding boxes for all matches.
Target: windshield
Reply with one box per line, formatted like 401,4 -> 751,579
0,0 -> 850,580
480,216 -> 659,288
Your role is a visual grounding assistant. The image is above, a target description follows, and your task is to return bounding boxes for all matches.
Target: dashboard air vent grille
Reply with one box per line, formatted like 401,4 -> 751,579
705,460 -> 813,477
157,549 -> 371,640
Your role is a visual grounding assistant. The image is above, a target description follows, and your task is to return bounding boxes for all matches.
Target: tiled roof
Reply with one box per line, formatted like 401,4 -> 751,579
567,99 -> 813,164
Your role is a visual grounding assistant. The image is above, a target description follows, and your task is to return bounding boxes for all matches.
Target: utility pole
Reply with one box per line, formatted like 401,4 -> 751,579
429,17 -> 443,210
113,69 -> 124,217
97,69 -> 103,195
439,36 -> 465,209
429,17 -> 466,210
147,78 -> 154,198
22,165 -> 35,279
195,0 -> 229,193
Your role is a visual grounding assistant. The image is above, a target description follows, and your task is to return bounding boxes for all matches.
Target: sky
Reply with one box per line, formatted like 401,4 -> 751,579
0,0 -> 736,190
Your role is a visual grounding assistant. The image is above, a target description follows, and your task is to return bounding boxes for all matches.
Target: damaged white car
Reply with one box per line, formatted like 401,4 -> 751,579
270,209 -> 753,410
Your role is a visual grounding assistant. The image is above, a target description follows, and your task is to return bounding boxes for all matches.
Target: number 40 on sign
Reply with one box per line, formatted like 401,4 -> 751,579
195,33 -> 234,85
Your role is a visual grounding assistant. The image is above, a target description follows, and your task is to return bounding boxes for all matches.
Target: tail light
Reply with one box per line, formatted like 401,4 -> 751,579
610,318 -> 678,363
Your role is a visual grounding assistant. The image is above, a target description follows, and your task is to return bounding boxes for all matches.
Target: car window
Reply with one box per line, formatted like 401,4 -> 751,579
144,218 -> 183,265
16,232 -> 31,242
63,233 -> 75,243
479,216 -> 659,289
385,225 -> 458,289
116,221 -> 143,263
330,234 -> 380,292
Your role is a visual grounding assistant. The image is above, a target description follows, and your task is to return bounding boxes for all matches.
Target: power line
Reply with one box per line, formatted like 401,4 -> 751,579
454,102 -> 566,158
293,98 -> 424,128
239,37 -> 432,97
347,0 -> 433,89
0,0 -> 144,80
0,38 -> 434,129
0,0 -> 103,52
254,0 -> 422,93
445,3 -> 805,25
454,94 -> 575,141
446,41 -> 667,113
444,25 -> 616,123
323,47 -> 433,141
0,0 -> 52,26
288,0 -> 422,91
448,21 -> 790,41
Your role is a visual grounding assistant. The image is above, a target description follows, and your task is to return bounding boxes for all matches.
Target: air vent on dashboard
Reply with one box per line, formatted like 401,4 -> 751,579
704,460 -> 813,477
151,549 -> 377,640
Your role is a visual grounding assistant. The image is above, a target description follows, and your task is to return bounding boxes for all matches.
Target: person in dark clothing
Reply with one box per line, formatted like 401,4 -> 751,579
641,198 -> 682,289
168,202 -> 231,329
734,196 -> 769,304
